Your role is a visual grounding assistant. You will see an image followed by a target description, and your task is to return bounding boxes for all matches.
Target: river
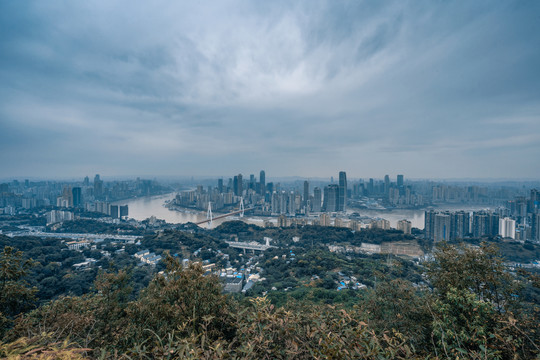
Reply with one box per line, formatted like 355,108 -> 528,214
115,193 -> 494,230
113,193 -> 257,229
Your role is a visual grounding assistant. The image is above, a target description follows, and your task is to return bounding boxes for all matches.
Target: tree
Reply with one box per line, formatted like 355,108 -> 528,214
427,242 -> 539,359
427,242 -> 517,313
363,279 -> 430,348
0,246 -> 37,337
124,254 -> 236,346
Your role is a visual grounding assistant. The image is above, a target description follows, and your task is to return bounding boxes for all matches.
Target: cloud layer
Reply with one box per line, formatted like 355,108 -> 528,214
1,1 -> 539,179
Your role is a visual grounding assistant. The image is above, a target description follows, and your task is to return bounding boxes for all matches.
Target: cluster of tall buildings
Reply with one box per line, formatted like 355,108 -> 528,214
345,174 -> 424,207
425,210 -> 521,242
174,171 -> 269,211
0,175 -> 158,218
270,172 -> 347,215
84,201 -> 128,218
174,171 -> 349,216
56,186 -> 82,208
425,205 -> 539,242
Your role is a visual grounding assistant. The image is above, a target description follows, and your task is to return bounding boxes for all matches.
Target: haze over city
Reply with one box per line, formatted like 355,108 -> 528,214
3,2 -> 540,357
1,1 -> 540,179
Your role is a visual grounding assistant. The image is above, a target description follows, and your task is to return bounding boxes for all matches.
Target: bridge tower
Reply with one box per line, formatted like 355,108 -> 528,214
239,197 -> 245,218
206,202 -> 213,227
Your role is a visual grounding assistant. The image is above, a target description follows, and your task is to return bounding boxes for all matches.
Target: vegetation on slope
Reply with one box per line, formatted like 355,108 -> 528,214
0,240 -> 538,359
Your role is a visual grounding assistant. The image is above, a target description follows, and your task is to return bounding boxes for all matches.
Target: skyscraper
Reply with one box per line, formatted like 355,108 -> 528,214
434,213 -> 451,242
397,174 -> 404,187
471,211 -> 499,238
94,174 -> 103,199
217,179 -> 223,193
249,174 -> 255,190
533,213 -> 540,242
72,187 -> 82,207
450,211 -> 470,240
472,212 -> 488,238
259,170 -> 266,195
338,171 -> 347,211
237,174 -> 243,196
424,210 -> 435,240
323,184 -> 338,212
312,187 -> 322,212
303,181 -> 309,207
288,191 -> 295,215
271,191 -> 279,214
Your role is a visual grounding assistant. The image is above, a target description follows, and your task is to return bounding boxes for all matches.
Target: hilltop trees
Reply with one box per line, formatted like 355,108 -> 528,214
0,239 -> 539,358
0,246 -> 37,337
427,242 -> 539,359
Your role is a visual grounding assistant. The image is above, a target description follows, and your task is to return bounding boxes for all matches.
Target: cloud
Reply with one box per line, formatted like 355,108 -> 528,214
1,0 -> 539,179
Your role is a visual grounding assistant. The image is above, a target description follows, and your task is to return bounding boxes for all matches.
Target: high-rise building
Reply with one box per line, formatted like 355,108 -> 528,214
472,211 -> 499,238
288,191 -> 296,215
217,179 -> 223,193
533,213 -> 540,242
472,212 -> 488,238
397,175 -> 404,187
236,174 -> 243,197
434,213 -> 451,242
271,191 -> 279,214
279,191 -> 288,214
119,205 -> 129,218
94,174 -> 103,199
451,211 -> 470,240
323,184 -> 338,212
259,170 -> 266,195
249,174 -> 256,190
233,174 -> 243,197
530,189 -> 539,214
368,178 -> 374,195
63,186 -> 73,207
83,176 -> 89,187
72,187 -> 82,207
489,213 -> 500,236
499,217 -> 516,239
338,171 -> 347,211
397,219 -> 412,234
312,187 -> 322,212
110,205 -> 119,219
424,210 -> 435,239
384,175 -> 390,196
303,181 -> 309,207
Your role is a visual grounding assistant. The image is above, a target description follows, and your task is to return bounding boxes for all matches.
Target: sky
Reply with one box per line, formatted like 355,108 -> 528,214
1,1 -> 539,180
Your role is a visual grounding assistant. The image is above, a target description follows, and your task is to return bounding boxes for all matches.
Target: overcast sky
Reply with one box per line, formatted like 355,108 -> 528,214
1,1 -> 539,180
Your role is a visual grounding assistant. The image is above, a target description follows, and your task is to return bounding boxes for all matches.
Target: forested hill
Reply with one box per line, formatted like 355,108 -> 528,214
0,224 -> 539,358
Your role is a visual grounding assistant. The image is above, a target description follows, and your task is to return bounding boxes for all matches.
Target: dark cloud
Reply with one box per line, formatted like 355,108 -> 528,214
1,0 -> 539,179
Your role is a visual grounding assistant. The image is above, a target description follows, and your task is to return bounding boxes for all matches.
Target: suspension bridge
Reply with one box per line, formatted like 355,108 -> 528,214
195,197 -> 253,227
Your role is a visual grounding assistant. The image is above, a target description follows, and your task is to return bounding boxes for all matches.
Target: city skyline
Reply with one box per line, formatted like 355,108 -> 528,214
1,1 -> 540,179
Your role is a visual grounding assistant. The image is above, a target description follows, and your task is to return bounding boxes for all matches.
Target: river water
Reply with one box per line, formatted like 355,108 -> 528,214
115,193 -> 493,230
113,193 -> 242,229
